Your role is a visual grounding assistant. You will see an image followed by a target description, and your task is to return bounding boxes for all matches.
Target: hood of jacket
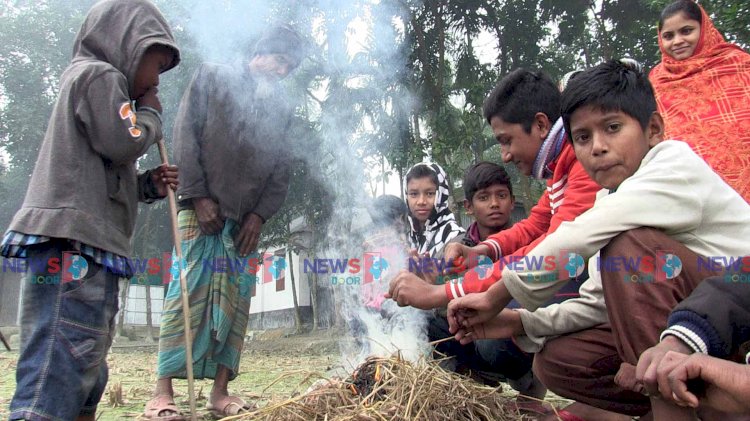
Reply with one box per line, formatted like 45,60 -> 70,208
71,0 -> 180,95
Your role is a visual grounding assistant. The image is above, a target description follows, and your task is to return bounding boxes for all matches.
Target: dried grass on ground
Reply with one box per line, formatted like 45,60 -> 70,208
227,355 -> 559,421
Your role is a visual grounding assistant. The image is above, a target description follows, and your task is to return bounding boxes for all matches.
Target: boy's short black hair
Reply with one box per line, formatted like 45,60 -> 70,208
482,69 -> 561,133
464,162 -> 513,202
561,60 -> 657,137
368,195 -> 408,228
405,164 -> 439,187
659,0 -> 702,31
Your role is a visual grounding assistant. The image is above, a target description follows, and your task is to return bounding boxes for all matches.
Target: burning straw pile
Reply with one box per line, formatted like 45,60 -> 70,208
228,355 -> 537,420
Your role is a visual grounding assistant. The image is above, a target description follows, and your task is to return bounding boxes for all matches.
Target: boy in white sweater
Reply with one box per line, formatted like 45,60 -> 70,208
446,60 -> 750,420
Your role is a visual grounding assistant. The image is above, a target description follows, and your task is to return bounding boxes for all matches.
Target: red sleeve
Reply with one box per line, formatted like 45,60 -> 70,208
445,259 -> 504,299
448,158 -> 599,300
479,182 -> 553,261
509,160 -> 600,257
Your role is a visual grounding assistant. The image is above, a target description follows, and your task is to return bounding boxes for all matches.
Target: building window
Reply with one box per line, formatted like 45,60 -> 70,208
275,248 -> 286,292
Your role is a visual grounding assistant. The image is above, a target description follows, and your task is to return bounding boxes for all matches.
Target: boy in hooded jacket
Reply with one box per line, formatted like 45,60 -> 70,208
1,1 -> 180,419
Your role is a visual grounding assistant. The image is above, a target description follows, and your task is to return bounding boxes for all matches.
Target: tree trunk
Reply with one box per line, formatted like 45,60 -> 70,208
398,166 -> 405,200
116,279 -> 129,338
381,155 -> 386,196
287,232 -> 303,334
309,271 -> 319,330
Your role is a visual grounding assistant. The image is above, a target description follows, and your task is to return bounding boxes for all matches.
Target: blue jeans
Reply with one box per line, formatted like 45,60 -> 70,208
10,240 -> 120,421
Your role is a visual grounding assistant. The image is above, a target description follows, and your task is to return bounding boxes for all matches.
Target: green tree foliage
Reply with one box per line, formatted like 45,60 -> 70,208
1,0 -> 748,298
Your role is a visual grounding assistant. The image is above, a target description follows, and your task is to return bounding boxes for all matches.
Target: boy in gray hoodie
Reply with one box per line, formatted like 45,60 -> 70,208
0,1 -> 180,420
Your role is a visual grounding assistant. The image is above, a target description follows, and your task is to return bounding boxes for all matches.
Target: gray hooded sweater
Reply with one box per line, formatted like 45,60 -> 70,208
6,0 -> 180,258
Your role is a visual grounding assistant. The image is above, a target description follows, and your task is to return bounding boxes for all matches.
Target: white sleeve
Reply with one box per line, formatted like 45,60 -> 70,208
513,256 -> 608,352
504,145 -> 703,310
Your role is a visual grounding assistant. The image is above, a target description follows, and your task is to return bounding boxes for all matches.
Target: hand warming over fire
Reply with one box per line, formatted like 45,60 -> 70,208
447,290 -> 503,334
452,309 -> 524,345
150,164 -> 178,197
407,249 -> 437,284
441,243 -> 491,274
386,270 -> 448,310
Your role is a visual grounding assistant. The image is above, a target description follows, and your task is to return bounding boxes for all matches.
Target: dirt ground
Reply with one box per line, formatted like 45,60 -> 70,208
0,328 -> 569,420
0,329 -> 342,420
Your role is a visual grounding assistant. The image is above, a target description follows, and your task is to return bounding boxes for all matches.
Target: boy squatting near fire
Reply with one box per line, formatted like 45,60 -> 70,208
424,162 -> 550,401
146,25 -> 306,420
0,1 -> 181,420
447,60 -> 750,420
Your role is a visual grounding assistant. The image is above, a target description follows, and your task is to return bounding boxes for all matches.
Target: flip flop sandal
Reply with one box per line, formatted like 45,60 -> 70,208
143,395 -> 186,421
206,396 -> 256,418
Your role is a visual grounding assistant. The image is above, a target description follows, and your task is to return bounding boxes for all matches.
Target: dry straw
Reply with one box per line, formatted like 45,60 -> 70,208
221,355 -> 544,421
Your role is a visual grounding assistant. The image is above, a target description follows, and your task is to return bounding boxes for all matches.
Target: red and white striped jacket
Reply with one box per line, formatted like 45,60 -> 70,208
445,140 -> 600,299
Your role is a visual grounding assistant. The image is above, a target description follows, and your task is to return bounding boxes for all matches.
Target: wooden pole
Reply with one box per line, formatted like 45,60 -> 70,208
157,140 -> 197,421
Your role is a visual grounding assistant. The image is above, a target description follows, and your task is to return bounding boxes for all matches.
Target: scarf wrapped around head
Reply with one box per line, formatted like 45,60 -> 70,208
531,117 -> 566,180
649,4 -> 750,202
405,163 -> 465,258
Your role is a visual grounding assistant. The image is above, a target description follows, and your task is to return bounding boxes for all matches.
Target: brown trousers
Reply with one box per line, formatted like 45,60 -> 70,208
533,228 -> 721,416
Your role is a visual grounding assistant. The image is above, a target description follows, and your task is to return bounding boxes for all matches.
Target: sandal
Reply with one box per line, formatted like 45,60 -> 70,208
143,395 -> 186,421
553,409 -> 588,421
206,396 -> 256,418
512,397 -> 555,417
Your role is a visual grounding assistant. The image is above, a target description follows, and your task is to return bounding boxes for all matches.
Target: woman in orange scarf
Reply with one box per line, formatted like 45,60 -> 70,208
650,0 -> 750,202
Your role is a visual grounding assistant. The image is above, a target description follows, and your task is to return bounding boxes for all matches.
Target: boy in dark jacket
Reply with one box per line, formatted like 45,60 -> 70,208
1,1 -> 180,420
425,162 -> 547,403
635,276 -> 750,419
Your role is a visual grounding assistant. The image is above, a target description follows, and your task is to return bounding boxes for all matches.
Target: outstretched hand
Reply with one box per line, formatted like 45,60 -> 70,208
386,269 -> 447,310
441,243 -> 493,277
453,308 -> 524,345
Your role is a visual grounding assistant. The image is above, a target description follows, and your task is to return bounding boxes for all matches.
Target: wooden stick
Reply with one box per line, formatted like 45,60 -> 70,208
0,330 -> 10,351
157,140 -> 197,421
427,336 -> 454,347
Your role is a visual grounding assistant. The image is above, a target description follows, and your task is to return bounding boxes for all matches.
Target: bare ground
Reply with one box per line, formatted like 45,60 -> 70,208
0,328 -> 570,420
0,328 -> 342,420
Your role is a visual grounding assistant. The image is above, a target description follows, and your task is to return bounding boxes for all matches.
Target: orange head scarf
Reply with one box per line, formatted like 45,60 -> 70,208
649,3 -> 750,203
